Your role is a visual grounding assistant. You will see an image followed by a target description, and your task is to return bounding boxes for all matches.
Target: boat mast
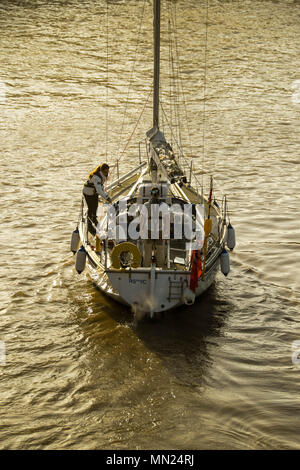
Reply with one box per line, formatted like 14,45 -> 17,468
153,0 -> 160,129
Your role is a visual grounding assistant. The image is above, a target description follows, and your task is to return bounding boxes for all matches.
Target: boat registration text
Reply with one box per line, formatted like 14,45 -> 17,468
128,279 -> 147,285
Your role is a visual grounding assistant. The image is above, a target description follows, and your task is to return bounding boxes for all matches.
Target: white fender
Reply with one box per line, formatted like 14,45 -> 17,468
70,228 -> 80,254
76,246 -> 86,274
182,287 -> 196,305
226,223 -> 235,251
220,248 -> 230,276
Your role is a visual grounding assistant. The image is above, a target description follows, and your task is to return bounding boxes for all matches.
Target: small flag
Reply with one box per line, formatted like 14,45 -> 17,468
189,250 -> 202,292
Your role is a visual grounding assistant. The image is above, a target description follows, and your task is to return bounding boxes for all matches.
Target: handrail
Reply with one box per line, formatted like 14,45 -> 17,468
106,162 -> 147,191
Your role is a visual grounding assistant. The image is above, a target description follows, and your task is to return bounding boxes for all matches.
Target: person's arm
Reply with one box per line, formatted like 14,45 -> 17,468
92,175 -> 111,202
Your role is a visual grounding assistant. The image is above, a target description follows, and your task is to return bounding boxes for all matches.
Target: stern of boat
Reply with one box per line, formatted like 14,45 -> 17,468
106,264 -> 218,316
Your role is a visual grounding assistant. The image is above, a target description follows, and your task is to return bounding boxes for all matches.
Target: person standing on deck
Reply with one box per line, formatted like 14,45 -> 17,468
141,185 -> 166,267
83,163 -> 111,235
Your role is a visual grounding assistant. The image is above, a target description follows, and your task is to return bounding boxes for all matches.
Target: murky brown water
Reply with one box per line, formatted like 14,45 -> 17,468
1,0 -> 300,450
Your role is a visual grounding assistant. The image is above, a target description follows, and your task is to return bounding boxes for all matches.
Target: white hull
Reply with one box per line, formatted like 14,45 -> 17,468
86,249 -> 221,315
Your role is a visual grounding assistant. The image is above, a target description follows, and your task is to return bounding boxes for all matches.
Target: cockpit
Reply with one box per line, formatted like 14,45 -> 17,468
95,180 -> 208,270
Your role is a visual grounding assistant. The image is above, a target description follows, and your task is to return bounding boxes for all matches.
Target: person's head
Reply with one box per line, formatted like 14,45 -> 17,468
150,186 -> 160,199
89,163 -> 110,179
100,163 -> 110,178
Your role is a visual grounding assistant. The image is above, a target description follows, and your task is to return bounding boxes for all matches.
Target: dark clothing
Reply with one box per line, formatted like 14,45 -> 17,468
84,193 -> 98,236
83,169 -> 109,236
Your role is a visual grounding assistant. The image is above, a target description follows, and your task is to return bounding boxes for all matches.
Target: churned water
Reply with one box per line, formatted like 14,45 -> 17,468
0,0 -> 300,449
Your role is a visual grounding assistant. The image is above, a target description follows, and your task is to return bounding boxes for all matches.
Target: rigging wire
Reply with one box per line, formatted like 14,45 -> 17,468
168,16 -> 173,146
167,1 -> 181,151
105,0 -> 109,161
202,0 -> 209,193
172,3 -> 182,156
165,1 -> 193,172
116,0 -> 147,162
171,0 -> 193,161
160,102 -> 189,177
119,87 -> 152,158
170,2 -> 182,152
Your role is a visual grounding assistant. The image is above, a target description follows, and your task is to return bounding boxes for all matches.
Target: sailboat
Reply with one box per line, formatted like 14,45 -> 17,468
70,0 -> 235,318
